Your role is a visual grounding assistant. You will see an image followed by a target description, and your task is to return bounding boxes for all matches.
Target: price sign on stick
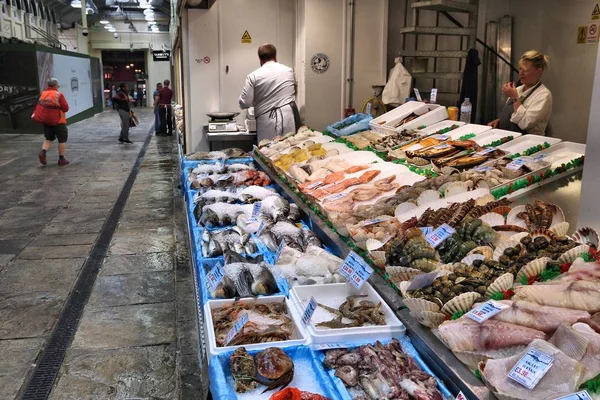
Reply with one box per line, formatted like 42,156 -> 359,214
224,313 -> 249,346
426,224 -> 456,248
339,251 -> 373,289
301,296 -> 317,327
465,300 -> 509,323
206,262 -> 225,293
555,391 -> 593,400
248,202 -> 261,222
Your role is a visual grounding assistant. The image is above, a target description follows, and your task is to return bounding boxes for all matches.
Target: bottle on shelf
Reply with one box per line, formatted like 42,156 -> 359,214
460,98 -> 472,123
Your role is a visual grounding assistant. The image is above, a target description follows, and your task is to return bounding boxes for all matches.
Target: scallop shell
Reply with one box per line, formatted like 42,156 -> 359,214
325,149 -> 340,158
394,202 -> 418,217
492,239 -> 522,261
444,182 -> 469,198
506,205 -> 528,226
416,190 -> 440,206
398,281 -> 412,297
403,298 -> 440,313
529,229 -> 556,241
548,222 -> 570,237
366,238 -> 385,251
461,253 -> 486,266
478,212 -> 505,227
350,232 -> 370,250
409,157 -> 431,167
475,193 -> 495,206
557,244 -> 591,264
467,246 -> 494,259
410,310 -> 447,328
387,266 -> 423,283
369,250 -> 387,268
485,273 -> 515,298
515,257 -> 551,283
453,351 -> 490,371
440,166 -> 460,176
491,205 -> 512,217
571,227 -> 599,247
549,203 -> 565,227
441,292 -> 483,317
435,263 -> 457,272
301,140 -> 315,148
508,232 -> 530,242
475,180 -> 490,190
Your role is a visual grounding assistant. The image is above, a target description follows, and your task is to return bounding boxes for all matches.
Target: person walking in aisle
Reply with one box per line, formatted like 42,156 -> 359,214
113,83 -> 134,143
111,84 -> 117,110
37,78 -> 70,166
153,82 -> 163,135
155,79 -> 173,136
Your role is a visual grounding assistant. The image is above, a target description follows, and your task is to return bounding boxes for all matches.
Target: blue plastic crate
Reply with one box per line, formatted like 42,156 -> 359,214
326,113 -> 373,137
208,345 -> 342,400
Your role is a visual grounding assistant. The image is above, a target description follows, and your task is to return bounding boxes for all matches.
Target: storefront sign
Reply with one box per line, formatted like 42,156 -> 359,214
241,30 -> 252,43
153,50 -> 171,61
310,53 -> 330,74
588,22 -> 599,44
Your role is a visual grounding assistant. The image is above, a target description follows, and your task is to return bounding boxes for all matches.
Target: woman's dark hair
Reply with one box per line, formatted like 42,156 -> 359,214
119,82 -> 127,90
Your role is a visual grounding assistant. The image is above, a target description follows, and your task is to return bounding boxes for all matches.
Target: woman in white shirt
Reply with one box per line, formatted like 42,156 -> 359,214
488,50 -> 552,135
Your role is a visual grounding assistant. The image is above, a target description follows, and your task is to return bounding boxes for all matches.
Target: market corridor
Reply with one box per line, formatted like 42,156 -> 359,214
0,109 -> 204,399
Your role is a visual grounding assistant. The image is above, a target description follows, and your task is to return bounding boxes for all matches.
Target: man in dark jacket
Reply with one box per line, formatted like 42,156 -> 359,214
112,83 -> 133,143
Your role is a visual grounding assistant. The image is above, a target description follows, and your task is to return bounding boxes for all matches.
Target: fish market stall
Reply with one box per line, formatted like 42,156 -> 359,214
180,101 -> 596,400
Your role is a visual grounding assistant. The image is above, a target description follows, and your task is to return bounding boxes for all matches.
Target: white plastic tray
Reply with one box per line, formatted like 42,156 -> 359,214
497,134 -> 561,156
370,101 -> 426,134
402,105 -> 449,131
445,123 -> 492,140
419,120 -> 465,134
525,141 -> 585,168
473,128 -> 522,146
204,295 -> 308,357
290,282 -> 405,344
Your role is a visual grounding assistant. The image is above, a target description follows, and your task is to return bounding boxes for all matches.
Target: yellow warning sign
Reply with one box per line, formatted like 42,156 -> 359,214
592,3 -> 600,20
241,30 -> 252,44
578,26 -> 587,43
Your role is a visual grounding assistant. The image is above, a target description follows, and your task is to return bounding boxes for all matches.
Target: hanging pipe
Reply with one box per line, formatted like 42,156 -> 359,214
346,0 -> 356,115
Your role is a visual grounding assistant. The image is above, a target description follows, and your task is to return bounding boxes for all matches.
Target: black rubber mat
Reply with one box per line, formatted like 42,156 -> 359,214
20,131 -> 155,400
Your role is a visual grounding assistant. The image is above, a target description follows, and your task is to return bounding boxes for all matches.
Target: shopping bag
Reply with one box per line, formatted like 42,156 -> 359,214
129,111 -> 139,128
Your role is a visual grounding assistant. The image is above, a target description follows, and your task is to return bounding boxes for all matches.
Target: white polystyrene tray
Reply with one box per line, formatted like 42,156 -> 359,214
446,123 -> 492,140
321,141 -> 354,154
497,134 -> 561,155
325,150 -> 384,165
473,129 -> 522,146
204,295 -> 308,357
370,101 -> 426,134
419,120 -> 466,134
402,105 -> 449,131
533,141 -> 586,168
395,187 -> 491,222
290,283 -> 405,344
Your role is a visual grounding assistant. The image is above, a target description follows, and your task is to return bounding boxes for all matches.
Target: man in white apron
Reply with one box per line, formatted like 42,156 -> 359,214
239,44 -> 301,143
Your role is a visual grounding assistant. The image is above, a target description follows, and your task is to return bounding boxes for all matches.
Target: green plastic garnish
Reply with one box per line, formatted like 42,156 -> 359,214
507,142 -> 552,160
489,291 -> 505,301
451,311 -> 465,320
474,369 -> 483,381
484,135 -> 513,148
581,374 -> 600,394
459,133 -> 476,140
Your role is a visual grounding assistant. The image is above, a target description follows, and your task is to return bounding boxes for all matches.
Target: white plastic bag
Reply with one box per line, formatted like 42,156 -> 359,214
382,61 -> 412,105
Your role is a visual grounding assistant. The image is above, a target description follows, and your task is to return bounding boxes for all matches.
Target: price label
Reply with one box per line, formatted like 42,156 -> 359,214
433,143 -> 451,150
323,192 -> 348,202
465,300 -> 509,323
301,296 -> 317,326
275,240 -> 285,263
312,343 -> 348,350
432,134 -> 449,141
472,165 -> 494,173
506,158 -> 528,170
426,223 -> 456,248
420,226 -> 433,236
206,262 -> 225,293
224,313 -> 249,346
256,220 -> 266,236
476,146 -> 497,156
414,88 -> 423,102
318,183 -> 335,192
456,391 -> 468,400
248,202 -> 262,222
306,180 -> 324,190
361,217 -> 388,227
507,348 -> 554,389
430,88 -> 438,104
554,391 -> 593,400
339,251 -> 373,289
534,154 -> 546,161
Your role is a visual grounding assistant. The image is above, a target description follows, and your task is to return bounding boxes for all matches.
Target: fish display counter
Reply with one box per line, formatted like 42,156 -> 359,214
243,110 -> 599,400
180,148 -> 454,400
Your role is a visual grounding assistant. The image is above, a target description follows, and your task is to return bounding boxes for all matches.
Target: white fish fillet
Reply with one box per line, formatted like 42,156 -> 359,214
513,280 -> 600,313
560,259 -> 600,282
482,339 -> 584,400
483,300 -> 591,333
550,322 -> 600,383
438,318 -> 546,352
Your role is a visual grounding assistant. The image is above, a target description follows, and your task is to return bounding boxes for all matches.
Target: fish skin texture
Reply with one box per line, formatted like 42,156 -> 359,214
513,280 -> 600,313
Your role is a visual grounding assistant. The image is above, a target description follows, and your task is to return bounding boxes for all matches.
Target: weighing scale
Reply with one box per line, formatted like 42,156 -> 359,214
207,112 -> 240,133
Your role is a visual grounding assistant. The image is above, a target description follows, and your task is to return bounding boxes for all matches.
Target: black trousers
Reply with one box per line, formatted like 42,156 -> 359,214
158,106 -> 173,135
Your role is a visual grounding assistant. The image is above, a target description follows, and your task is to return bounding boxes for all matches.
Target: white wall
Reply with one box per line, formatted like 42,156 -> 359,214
146,50 -> 171,106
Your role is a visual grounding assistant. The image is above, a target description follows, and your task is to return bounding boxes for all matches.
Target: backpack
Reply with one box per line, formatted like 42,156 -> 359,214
31,92 -> 62,126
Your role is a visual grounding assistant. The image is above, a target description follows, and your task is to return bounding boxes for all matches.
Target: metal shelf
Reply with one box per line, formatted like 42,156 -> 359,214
411,71 -> 464,80
398,49 -> 469,58
412,0 -> 478,13
399,26 -> 476,36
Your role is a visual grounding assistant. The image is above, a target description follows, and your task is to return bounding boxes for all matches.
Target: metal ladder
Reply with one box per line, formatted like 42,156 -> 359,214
398,0 -> 479,105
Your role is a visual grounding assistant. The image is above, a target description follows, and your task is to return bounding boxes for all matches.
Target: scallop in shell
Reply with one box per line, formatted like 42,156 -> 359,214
549,203 -> 565,227
478,212 -> 505,227
387,266 -> 423,283
461,253 -> 486,266
411,310 -> 447,328
475,193 -> 495,206
444,182 -> 469,198
492,239 -> 522,261
548,222 -> 569,237
369,250 -> 387,268
467,246 -> 494,259
485,273 -> 514,298
403,297 -> 440,313
441,292 -> 483,317
571,227 -> 599,247
515,257 -> 551,283
394,202 -> 418,218
506,205 -> 528,226
416,189 -> 440,206
557,244 -> 591,264
398,280 -> 412,297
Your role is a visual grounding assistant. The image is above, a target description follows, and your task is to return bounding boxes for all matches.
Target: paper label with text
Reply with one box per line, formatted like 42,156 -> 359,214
339,251 -> 373,289
508,348 -> 554,389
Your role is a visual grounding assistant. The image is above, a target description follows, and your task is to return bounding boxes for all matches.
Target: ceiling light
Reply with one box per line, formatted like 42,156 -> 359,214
126,65 -> 130,69
86,7 -> 94,14
138,0 -> 152,9
108,27 -> 116,32
145,15 -> 155,21
147,21 -> 156,25
70,0 -> 81,8
104,25 -> 112,29
130,63 -> 134,66
151,26 -> 159,31
99,19 -> 109,24
143,8 -> 154,15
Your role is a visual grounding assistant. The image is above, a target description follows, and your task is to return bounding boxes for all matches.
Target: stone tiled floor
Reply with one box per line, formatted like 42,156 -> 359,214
0,109 -> 203,399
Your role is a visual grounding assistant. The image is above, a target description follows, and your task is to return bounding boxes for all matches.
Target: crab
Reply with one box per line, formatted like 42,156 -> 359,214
255,347 -> 294,393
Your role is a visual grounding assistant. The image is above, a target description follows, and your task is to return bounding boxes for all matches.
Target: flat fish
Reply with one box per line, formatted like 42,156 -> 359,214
260,195 -> 290,222
513,280 -> 600,313
482,339 -> 584,400
579,312 -> 600,334
483,300 -> 591,334
251,266 -> 278,296
550,322 -> 600,382
438,318 -> 546,352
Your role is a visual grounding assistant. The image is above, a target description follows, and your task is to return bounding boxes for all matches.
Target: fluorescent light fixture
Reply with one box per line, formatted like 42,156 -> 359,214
145,15 -> 155,21
143,8 -> 154,15
147,21 -> 157,25
130,63 -> 134,66
86,7 -> 94,14
138,0 -> 152,9
104,24 -> 112,29
108,27 -> 116,32
70,0 -> 81,8
99,19 -> 109,24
